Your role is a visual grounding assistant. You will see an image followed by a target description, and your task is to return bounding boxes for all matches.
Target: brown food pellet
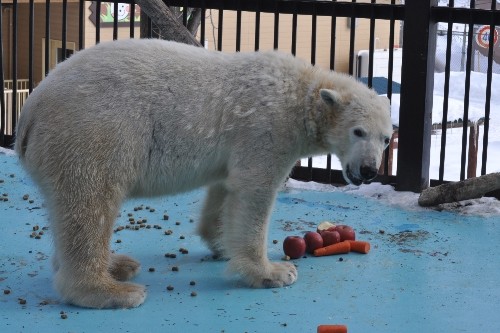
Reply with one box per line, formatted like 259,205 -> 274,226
116,239 -> 122,243
38,231 -> 44,235
175,221 -> 181,226
181,249 -> 189,254
35,235 -> 41,240
189,281 -> 196,286
190,291 -> 197,297
164,230 -> 173,235
149,208 -> 155,212
172,266 -> 179,272
163,214 -> 169,220
179,235 -> 185,239
32,225 -> 39,231
19,298 -> 26,305
22,194 -> 29,200
29,200 -> 34,204
273,239 -> 278,244
61,314 -> 68,319
3,289 -> 11,295
166,285 -> 174,291
148,267 -> 155,272
127,213 -> 133,217
379,229 -> 386,234
146,225 -> 151,229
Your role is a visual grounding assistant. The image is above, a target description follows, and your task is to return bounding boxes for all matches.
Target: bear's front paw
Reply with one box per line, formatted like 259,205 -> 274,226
234,260 -> 298,288
260,262 -> 298,288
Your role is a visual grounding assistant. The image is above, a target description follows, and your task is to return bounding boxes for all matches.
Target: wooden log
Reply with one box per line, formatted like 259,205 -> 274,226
418,172 -> 500,206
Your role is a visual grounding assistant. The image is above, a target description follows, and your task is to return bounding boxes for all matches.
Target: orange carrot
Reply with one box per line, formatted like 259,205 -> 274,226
317,324 -> 348,333
347,240 -> 371,254
313,241 -> 350,257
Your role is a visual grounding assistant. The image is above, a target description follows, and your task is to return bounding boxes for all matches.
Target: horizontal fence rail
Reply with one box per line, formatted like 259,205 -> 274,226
0,0 -> 499,196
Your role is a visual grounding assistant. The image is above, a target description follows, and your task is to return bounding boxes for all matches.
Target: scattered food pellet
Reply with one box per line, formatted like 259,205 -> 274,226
9,174 -> 15,178
60,313 -> 68,319
179,235 -> 185,240
172,266 -> 179,272
175,221 -> 181,225
273,239 -> 278,244
35,235 -> 41,240
29,200 -> 34,204
4,289 -> 11,295
190,291 -> 197,297
127,213 -> 133,217
338,257 -> 344,262
149,208 -> 155,212
189,281 -> 196,286
181,249 -> 189,254
163,214 -> 169,220
32,225 -> 39,231
22,194 -> 29,200
116,239 -> 122,243
18,298 -> 26,305
164,230 -> 173,235
166,285 -> 174,291
148,267 -> 155,272
379,229 -> 385,234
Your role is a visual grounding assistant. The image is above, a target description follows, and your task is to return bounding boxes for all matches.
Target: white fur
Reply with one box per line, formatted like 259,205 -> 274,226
15,39 -> 392,309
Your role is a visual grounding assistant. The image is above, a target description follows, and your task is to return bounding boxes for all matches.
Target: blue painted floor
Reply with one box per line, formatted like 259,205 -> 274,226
1,151 -> 499,333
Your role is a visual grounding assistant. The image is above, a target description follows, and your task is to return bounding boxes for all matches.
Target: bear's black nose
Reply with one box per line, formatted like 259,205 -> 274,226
360,166 -> 377,180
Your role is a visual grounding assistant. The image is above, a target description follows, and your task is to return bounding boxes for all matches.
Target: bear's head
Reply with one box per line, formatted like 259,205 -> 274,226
316,85 -> 393,186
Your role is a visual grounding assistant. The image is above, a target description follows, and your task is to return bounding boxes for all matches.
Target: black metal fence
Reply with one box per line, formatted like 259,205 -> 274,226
1,0 -> 499,194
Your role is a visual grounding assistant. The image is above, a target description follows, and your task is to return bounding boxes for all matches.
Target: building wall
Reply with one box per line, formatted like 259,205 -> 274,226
201,9 -> 400,73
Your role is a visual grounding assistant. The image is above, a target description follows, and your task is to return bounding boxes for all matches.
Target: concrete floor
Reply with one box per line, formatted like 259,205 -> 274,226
1,152 -> 499,333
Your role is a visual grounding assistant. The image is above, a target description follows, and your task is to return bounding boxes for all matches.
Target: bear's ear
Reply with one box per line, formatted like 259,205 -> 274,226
320,89 -> 342,107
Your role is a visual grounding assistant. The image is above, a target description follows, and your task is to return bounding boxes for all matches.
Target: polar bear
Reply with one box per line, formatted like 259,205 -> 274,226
15,39 -> 392,309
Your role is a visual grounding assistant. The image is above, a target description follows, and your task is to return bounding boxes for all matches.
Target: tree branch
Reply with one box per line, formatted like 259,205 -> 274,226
135,0 -> 201,46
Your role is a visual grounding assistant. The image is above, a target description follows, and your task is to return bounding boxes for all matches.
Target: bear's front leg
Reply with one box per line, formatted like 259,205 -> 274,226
221,185 -> 297,288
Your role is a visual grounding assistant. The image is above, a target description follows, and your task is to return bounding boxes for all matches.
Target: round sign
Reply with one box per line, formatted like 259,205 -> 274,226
476,25 -> 498,49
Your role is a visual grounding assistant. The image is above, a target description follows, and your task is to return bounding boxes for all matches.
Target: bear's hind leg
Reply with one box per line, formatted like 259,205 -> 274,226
198,183 -> 227,258
51,190 -> 146,309
109,253 -> 141,281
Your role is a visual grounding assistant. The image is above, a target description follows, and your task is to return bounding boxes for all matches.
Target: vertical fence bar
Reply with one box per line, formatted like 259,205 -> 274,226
11,0 -> 18,133
481,0 -> 496,176
348,0 -> 356,75
62,0 -> 68,61
217,8 -> 223,51
95,0 -> 101,43
0,0 -> 4,146
113,1 -> 119,40
28,0 -> 34,93
326,1 -> 338,183
254,0 -> 260,51
367,0 -> 376,88
130,1 -> 135,38
273,3 -> 279,50
291,4 -> 297,56
383,0 -> 396,177
459,0 -> 475,181
183,1 -> 188,27
438,0 -> 454,182
45,0 -> 50,76
79,0 -> 84,49
396,0 -> 437,192
236,7 -> 241,52
200,1 -> 206,46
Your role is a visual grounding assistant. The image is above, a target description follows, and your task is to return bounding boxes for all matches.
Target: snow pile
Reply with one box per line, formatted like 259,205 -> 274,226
286,178 -> 500,217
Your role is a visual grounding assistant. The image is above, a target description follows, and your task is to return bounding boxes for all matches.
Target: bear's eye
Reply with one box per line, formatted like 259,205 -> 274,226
384,137 -> 390,145
353,128 -> 365,138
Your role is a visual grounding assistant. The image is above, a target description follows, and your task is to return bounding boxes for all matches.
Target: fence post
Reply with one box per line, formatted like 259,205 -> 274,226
396,0 -> 437,192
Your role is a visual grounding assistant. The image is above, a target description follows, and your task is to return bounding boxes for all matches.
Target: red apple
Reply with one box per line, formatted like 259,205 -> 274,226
316,221 -> 336,234
303,231 -> 324,254
321,230 -> 341,246
283,236 -> 306,259
333,225 -> 356,241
